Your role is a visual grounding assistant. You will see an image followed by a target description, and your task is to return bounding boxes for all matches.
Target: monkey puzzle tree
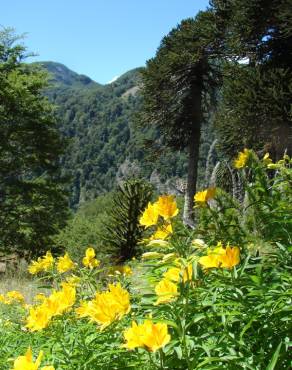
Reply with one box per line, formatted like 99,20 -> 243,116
139,11 -> 221,225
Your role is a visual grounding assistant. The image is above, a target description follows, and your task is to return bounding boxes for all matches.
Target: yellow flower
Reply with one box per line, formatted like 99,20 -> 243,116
123,320 -> 170,352
234,148 -> 250,169
108,283 -> 131,315
198,254 -> 221,268
121,265 -> 132,276
123,321 -> 145,349
11,347 -> 54,370
85,294 -> 119,329
151,222 -> 173,241
155,278 -> 178,305
163,263 -> 192,283
28,260 -> 44,275
82,247 -> 100,269
199,244 -> 240,269
155,195 -> 179,220
139,202 -> 159,228
57,253 -> 75,273
142,320 -> 171,352
26,305 -> 52,332
220,246 -> 240,268
194,187 -> 216,206
76,283 -> 130,329
163,267 -> 181,282
48,283 -> 76,316
42,251 -> 54,269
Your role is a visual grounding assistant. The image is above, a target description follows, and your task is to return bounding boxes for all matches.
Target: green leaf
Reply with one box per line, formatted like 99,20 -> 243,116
265,342 -> 282,370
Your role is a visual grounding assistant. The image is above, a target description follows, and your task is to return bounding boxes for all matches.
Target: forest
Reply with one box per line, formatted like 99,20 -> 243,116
0,0 -> 291,369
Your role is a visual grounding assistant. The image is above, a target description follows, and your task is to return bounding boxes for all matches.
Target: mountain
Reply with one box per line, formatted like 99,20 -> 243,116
38,62 -> 212,208
35,61 -> 99,89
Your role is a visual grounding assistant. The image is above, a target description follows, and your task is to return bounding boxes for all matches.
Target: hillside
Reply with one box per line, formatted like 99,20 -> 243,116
39,62 -> 213,207
36,61 -> 100,89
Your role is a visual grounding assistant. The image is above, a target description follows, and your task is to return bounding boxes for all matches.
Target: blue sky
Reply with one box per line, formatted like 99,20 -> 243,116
2,0 -> 209,84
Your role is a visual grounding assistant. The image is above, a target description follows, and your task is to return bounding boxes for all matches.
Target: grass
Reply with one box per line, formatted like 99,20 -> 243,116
0,260 -> 48,304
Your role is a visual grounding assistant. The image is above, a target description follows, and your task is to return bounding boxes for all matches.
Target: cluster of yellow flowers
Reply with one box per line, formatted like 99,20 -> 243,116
28,248 -> 100,276
0,290 -> 25,305
198,242 -> 240,269
123,320 -> 170,352
139,195 -> 178,240
26,282 -> 76,331
12,347 -> 54,370
28,251 -> 54,275
76,282 -> 130,329
233,148 -> 286,170
139,194 -> 240,312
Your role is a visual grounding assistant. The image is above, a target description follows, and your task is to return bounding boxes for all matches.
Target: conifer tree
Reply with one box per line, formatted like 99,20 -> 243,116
0,29 -> 69,256
103,179 -> 153,261
212,0 -> 292,158
139,11 -> 221,225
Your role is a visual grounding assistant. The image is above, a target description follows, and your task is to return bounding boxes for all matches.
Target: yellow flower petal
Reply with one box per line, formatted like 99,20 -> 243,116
155,195 -> 179,220
139,202 -> 159,228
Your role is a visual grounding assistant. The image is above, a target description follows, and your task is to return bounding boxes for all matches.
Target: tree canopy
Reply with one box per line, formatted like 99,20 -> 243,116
0,29 -> 69,256
212,0 -> 292,159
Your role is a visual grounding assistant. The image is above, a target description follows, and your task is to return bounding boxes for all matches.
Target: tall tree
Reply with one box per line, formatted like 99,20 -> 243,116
139,11 -> 221,225
0,29 -> 69,256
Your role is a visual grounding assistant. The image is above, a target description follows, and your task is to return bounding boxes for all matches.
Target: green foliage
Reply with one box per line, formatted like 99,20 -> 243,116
103,179 -> 153,261
0,155 -> 291,369
0,29 -> 69,256
198,151 -> 292,248
210,0 -> 292,66
212,0 -> 292,159
41,62 -> 190,208
54,193 -> 113,262
215,64 -> 292,159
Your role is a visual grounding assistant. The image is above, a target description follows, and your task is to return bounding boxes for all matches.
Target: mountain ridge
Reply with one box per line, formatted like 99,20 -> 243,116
37,61 -> 211,208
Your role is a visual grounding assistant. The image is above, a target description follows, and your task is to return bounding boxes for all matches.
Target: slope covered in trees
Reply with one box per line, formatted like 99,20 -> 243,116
39,62 -> 214,208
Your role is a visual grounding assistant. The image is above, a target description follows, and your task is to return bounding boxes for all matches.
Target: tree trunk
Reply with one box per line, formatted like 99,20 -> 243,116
183,85 -> 203,227
183,123 -> 201,227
